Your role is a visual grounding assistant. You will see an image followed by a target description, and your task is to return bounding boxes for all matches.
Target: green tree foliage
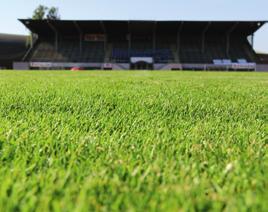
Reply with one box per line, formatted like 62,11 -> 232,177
26,35 -> 31,48
46,7 -> 60,20
26,5 -> 60,47
30,5 -> 60,20
32,5 -> 48,20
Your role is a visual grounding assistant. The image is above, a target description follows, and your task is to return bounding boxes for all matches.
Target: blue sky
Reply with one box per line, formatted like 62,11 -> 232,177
1,0 -> 267,52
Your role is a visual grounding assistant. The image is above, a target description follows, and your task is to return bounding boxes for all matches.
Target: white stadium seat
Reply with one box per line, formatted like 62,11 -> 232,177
237,59 -> 248,64
222,59 -> 232,64
213,59 -> 223,65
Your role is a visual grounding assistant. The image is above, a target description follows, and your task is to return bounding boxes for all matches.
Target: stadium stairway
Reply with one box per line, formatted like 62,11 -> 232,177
104,43 -> 113,63
115,63 -> 130,70
171,44 -> 180,63
154,63 -> 170,70
23,42 -> 41,62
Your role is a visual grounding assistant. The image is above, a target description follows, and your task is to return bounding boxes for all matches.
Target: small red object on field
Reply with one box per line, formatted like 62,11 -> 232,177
71,67 -> 84,71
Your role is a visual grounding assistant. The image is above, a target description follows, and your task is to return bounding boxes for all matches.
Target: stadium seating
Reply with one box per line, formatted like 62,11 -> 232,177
213,59 -> 223,65
32,41 -> 105,63
116,59 -> 129,63
179,42 -> 253,64
222,59 -> 232,64
155,59 -> 167,63
26,38 -> 258,65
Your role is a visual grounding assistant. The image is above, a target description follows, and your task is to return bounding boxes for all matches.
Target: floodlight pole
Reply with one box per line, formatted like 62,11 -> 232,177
128,21 -> 131,50
153,21 -> 157,50
177,22 -> 183,53
74,21 -> 83,52
100,21 -> 107,52
47,21 -> 60,53
202,22 -> 211,53
226,22 -> 238,54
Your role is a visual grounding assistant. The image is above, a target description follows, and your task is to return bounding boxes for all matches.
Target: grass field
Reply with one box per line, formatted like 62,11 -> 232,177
0,71 -> 267,212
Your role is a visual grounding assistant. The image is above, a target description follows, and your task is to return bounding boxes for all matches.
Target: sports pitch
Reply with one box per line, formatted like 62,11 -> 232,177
0,71 -> 267,211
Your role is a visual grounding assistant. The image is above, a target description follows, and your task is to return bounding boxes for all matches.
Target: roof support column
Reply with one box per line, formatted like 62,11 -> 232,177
202,34 -> 204,53
74,21 -> 83,52
47,21 -> 60,53
31,32 -> 34,49
177,22 -> 183,53
153,21 -> 157,50
128,21 -> 131,50
153,34 -> 155,50
100,21 -> 107,53
202,22 -> 211,53
226,34 -> 230,54
80,33 -> 83,52
226,22 -> 238,54
177,34 -> 180,52
55,33 -> 58,52
251,34 -> 254,52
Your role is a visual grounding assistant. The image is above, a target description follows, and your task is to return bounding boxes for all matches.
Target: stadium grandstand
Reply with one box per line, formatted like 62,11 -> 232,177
14,20 -> 268,71
0,33 -> 28,69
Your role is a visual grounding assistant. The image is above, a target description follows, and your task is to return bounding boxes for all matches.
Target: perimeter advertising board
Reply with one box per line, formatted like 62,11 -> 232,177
30,62 -> 52,68
232,64 -> 255,69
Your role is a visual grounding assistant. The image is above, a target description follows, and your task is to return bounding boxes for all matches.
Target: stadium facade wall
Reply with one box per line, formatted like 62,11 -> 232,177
13,62 -> 267,71
255,64 -> 268,72
13,62 -> 30,70
160,64 -> 182,70
153,64 -> 168,70
52,62 -> 103,69
111,64 -> 123,70
114,63 -> 130,70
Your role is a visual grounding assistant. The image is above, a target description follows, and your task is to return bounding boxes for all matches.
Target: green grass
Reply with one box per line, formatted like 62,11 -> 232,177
0,71 -> 267,212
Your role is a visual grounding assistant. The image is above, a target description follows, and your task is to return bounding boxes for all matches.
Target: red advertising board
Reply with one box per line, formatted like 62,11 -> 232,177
96,35 -> 105,41
85,34 -> 96,41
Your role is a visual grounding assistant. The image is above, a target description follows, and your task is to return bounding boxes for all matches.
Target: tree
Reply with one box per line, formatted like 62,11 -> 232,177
46,7 -> 60,20
26,5 -> 60,47
32,5 -> 48,20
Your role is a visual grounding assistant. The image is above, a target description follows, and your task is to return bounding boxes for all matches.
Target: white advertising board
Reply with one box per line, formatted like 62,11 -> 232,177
130,57 -> 153,64
232,64 -> 255,69
30,62 -> 52,68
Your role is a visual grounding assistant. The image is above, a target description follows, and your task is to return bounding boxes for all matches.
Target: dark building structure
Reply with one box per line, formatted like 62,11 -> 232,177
0,33 -> 28,69
257,53 -> 268,64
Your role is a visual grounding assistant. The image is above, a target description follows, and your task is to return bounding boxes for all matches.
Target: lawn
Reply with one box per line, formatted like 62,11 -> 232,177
0,71 -> 267,212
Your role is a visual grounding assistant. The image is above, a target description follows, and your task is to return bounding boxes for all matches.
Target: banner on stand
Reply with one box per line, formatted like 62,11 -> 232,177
85,34 -> 105,41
